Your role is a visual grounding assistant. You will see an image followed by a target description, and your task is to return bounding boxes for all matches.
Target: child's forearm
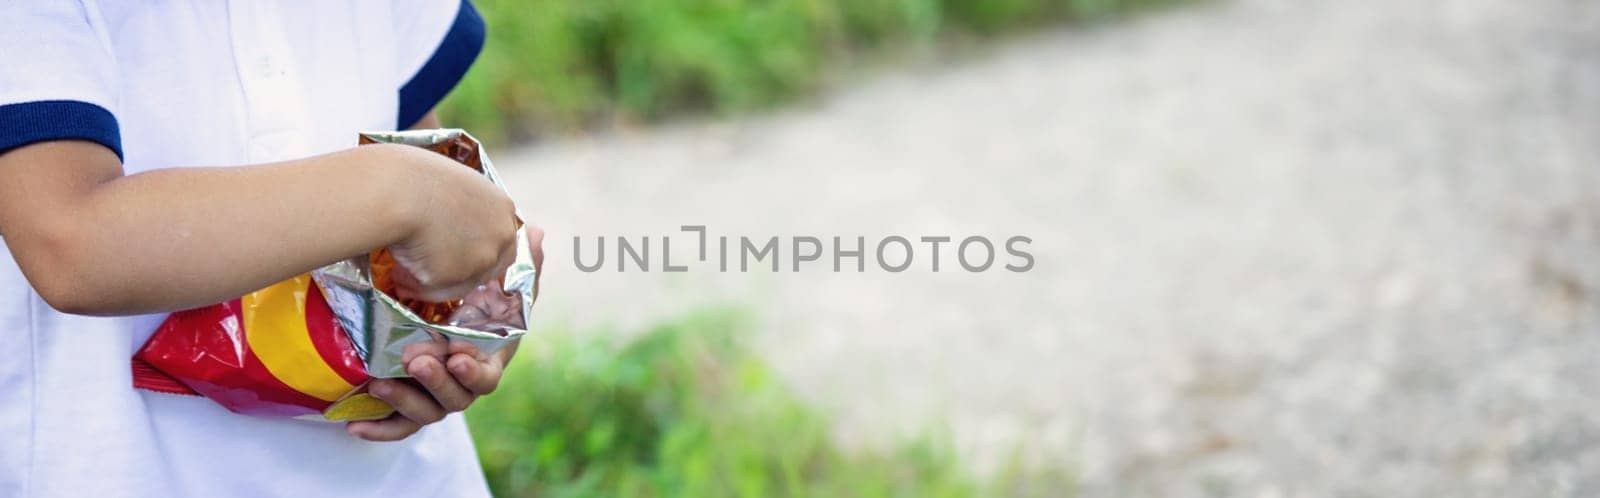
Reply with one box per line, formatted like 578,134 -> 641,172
0,141 -> 426,315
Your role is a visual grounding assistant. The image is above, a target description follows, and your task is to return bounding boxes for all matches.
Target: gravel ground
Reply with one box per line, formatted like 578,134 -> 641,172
495,0 -> 1600,495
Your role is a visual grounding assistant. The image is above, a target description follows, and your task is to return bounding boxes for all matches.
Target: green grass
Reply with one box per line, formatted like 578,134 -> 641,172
440,0 -> 1184,143
466,310 -> 1072,498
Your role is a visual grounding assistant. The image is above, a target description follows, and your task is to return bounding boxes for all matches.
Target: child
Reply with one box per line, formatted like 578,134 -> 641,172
0,1 -> 542,496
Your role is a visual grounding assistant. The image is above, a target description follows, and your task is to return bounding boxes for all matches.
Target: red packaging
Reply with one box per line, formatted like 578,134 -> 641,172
132,274 -> 392,421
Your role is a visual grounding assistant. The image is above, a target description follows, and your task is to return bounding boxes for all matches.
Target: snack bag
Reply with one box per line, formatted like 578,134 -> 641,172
132,274 -> 392,420
132,130 -> 535,421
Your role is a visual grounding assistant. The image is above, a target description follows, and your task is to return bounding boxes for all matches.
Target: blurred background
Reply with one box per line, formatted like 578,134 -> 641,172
442,0 -> 1600,496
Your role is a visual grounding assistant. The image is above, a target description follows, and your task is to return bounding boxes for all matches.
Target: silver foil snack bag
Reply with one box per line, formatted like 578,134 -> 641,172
313,129 -> 536,377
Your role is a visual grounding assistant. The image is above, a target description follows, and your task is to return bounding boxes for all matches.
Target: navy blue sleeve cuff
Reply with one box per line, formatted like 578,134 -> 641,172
398,0 -> 486,129
0,100 -> 122,161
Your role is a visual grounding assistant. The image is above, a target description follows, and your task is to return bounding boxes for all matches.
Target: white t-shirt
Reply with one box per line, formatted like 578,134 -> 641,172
0,1 -> 494,496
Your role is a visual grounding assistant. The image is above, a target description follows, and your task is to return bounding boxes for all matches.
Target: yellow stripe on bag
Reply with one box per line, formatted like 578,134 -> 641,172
243,275 -> 357,402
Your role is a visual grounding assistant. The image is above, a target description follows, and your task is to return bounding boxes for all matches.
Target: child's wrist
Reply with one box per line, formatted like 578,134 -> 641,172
357,143 -> 429,247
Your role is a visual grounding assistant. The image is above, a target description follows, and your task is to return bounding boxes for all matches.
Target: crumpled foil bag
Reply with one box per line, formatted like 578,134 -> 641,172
132,129 -> 534,421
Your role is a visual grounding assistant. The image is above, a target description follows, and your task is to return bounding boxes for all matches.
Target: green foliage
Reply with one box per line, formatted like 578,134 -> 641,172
439,0 -> 1181,143
467,310 -> 1038,498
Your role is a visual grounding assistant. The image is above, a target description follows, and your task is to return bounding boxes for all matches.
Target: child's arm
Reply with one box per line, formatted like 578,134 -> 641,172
314,110 -> 543,442
0,139 -> 518,316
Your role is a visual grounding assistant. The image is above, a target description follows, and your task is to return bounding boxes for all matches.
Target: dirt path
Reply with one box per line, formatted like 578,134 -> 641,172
496,0 -> 1600,495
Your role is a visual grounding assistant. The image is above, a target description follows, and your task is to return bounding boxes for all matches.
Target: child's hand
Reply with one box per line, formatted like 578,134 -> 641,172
345,340 -> 515,442
345,224 -> 543,442
383,143 -> 522,303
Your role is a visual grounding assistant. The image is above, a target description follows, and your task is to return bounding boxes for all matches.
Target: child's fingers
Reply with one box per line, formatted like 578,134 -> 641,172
447,340 -> 491,362
346,415 -> 421,442
416,281 -> 481,303
389,263 -> 425,301
408,355 -> 475,412
400,336 -> 449,366
527,224 -> 544,303
472,241 -> 518,293
526,224 -> 545,272
447,352 -> 502,395
368,378 -> 447,426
